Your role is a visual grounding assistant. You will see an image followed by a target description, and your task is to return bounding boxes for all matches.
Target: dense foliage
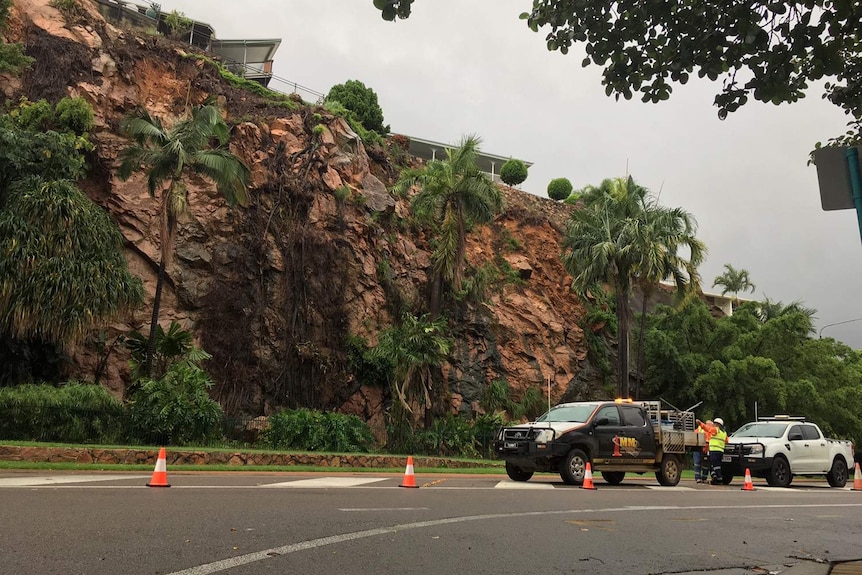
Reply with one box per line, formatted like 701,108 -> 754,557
325,79 -> 389,135
499,158 -> 528,187
372,313 -> 452,429
520,0 -> 862,124
0,178 -> 143,343
643,299 -> 862,446
562,176 -> 704,396
262,408 -> 375,452
0,99 -> 142,367
126,360 -> 223,445
0,382 -> 125,443
393,135 -> 503,317
547,177 -> 573,200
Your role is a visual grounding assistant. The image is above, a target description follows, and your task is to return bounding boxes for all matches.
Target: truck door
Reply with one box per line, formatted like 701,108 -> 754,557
592,404 -> 626,462
621,405 -> 656,462
788,424 -> 814,472
801,424 -> 830,472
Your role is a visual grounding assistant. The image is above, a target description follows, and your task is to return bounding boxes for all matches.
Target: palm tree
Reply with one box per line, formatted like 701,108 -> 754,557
563,177 -> 641,397
117,102 -> 250,376
393,134 -> 503,317
630,200 -> 705,397
755,298 -> 817,334
563,176 -> 705,398
712,263 -> 756,306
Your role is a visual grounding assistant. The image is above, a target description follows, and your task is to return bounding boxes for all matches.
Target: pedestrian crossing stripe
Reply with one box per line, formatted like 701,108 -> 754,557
261,477 -> 389,488
0,475 -> 148,486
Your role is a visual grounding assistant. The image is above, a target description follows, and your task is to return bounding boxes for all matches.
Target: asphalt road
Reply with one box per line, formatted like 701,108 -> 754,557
1,471 -> 859,575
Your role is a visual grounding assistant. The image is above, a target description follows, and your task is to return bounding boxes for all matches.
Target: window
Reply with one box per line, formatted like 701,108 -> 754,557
622,407 -> 647,427
788,425 -> 804,440
596,406 -> 621,426
801,425 -> 821,441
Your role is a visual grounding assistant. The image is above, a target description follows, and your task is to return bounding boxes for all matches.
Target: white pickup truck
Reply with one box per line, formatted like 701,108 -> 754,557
720,416 -> 855,487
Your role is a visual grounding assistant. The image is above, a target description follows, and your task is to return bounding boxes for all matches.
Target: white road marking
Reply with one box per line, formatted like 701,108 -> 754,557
0,475 -> 148,486
645,486 -> 696,491
165,502 -> 862,575
494,481 -> 554,489
339,507 -> 430,511
261,477 -> 388,488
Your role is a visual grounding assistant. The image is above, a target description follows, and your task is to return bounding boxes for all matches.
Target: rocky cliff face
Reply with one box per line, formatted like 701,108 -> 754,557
5,0 -> 608,437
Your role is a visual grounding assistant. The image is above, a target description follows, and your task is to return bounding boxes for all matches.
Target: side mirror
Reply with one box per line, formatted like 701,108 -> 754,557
594,417 -> 609,426
788,432 -> 803,441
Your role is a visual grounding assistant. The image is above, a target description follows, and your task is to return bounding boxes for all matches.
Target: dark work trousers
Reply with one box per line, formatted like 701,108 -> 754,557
709,451 -> 724,482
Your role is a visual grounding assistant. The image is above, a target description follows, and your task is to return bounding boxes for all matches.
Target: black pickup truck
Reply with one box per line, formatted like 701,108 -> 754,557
492,400 -> 701,486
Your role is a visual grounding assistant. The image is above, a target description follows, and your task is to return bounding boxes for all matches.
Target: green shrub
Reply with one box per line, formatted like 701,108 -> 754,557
547,177 -> 574,201
481,379 -> 510,414
0,382 -> 124,443
10,98 -> 53,131
54,97 -> 94,135
325,79 -> 389,135
49,0 -> 82,19
164,10 -> 192,39
499,159 -> 528,187
262,408 -> 375,452
322,99 -> 384,146
563,192 -> 583,205
126,361 -> 222,445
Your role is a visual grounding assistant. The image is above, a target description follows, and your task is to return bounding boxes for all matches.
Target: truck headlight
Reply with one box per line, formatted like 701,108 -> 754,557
534,429 -> 554,444
746,444 -> 763,455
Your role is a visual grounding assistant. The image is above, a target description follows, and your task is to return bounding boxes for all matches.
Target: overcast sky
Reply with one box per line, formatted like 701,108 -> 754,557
161,0 -> 862,347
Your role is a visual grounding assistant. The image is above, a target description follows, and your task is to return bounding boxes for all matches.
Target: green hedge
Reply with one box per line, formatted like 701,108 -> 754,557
0,382 -> 124,443
262,408 -> 375,452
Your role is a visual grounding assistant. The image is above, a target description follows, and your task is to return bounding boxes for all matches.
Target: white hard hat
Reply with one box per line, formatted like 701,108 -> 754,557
714,418 -> 724,426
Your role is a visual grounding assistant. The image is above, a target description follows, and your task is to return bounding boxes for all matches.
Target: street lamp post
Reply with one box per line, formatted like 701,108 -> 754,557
818,317 -> 862,339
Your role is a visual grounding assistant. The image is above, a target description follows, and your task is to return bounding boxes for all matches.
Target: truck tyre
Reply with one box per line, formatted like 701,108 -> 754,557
826,457 -> 848,488
601,471 -> 625,485
721,475 -> 734,485
505,462 -> 534,482
560,448 -> 588,485
655,454 -> 681,486
766,455 -> 792,487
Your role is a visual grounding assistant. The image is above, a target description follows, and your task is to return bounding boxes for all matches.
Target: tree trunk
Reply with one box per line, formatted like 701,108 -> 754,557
615,287 -> 630,398
428,272 -> 443,319
635,291 -> 649,399
145,258 -> 166,378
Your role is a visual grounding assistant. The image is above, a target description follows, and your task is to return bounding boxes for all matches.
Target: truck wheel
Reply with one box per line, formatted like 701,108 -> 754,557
655,454 -> 681,486
505,462 -> 534,482
766,455 -> 792,487
826,458 -> 848,488
560,449 -> 588,485
601,471 -> 625,485
721,475 -> 734,485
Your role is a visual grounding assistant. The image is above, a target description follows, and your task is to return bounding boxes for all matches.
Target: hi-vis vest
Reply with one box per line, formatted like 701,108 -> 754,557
709,429 -> 727,452
696,425 -> 712,453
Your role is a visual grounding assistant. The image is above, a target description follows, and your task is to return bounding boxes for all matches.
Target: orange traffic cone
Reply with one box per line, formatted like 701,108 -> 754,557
146,447 -> 171,487
741,468 -> 755,491
399,455 -> 418,488
852,462 -> 862,491
581,462 -> 597,490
